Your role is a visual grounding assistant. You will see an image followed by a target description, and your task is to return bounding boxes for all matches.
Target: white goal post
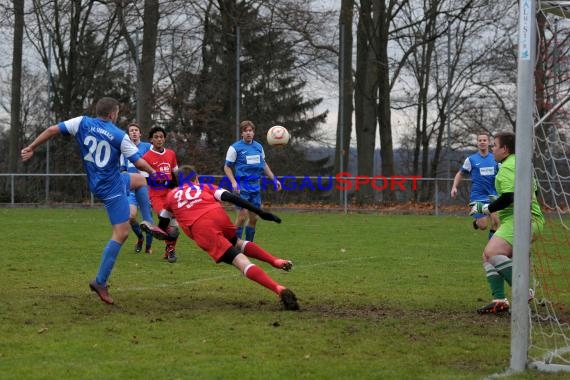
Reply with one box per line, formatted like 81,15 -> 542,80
511,0 -> 536,372
511,0 -> 570,374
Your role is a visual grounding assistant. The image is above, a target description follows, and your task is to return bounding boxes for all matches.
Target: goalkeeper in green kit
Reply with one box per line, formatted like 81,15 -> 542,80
469,131 -> 544,314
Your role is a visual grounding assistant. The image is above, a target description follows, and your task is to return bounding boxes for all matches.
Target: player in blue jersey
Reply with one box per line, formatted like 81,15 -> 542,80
224,120 -> 282,242
21,97 -> 156,305
451,132 -> 500,239
120,123 -> 154,254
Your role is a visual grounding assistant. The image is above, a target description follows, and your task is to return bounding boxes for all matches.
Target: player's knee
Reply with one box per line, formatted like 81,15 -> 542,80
248,214 -> 258,226
220,246 -> 240,264
114,225 -> 130,243
131,173 -> 147,189
477,219 -> 488,230
236,214 -> 247,225
483,247 -> 498,262
166,226 -> 180,240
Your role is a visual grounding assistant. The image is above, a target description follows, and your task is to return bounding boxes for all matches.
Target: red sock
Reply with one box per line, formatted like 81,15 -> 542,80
243,242 -> 282,268
166,238 -> 177,250
244,264 -> 281,294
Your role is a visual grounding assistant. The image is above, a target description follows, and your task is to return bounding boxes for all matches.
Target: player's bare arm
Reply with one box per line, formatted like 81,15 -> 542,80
263,163 -> 282,191
133,158 -> 155,176
450,171 -> 465,199
223,164 -> 239,192
21,125 -> 61,162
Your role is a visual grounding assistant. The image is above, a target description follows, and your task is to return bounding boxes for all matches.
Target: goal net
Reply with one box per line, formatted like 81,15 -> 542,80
525,0 -> 570,372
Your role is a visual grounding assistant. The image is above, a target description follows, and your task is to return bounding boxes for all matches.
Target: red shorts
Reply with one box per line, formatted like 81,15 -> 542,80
183,209 -> 237,263
149,191 -> 169,214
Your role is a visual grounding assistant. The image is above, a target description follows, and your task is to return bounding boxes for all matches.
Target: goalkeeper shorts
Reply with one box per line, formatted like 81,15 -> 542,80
494,216 -> 544,246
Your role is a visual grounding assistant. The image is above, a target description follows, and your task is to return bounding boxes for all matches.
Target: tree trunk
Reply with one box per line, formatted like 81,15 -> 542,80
376,0 -> 395,202
334,0 -> 354,204
354,0 -> 377,204
219,0 -> 238,144
9,0 -> 24,172
59,0 -> 82,120
139,0 -> 159,130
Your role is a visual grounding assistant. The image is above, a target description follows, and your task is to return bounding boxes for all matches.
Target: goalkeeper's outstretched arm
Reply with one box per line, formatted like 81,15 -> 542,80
487,189 -> 539,213
488,192 -> 514,213
216,189 -> 281,223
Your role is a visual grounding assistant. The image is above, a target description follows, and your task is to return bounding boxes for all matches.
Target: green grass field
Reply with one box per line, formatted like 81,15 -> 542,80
0,208 -> 566,380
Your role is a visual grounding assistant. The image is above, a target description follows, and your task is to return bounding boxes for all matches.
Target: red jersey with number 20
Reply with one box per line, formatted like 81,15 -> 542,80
163,184 -> 224,227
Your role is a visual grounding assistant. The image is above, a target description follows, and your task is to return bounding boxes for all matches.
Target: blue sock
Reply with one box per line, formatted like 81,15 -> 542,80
135,186 -> 153,222
145,232 -> 153,249
245,226 -> 256,242
131,223 -> 143,239
489,229 -> 496,240
236,226 -> 244,239
96,240 -> 122,285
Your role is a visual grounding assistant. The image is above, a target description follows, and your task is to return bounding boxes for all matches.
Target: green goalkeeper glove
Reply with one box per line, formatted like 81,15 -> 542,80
469,201 -> 490,216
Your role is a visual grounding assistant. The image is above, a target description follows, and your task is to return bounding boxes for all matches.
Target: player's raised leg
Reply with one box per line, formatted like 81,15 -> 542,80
228,250 -> 299,311
238,239 -> 292,271
129,173 -> 153,223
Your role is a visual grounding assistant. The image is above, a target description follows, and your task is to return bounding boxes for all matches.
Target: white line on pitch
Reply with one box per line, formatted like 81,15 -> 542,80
118,255 -> 381,292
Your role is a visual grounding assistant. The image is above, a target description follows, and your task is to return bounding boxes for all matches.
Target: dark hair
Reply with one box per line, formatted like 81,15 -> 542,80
148,126 -> 167,139
95,97 -> 119,117
240,120 -> 255,132
178,165 -> 198,181
495,131 -> 515,154
127,123 -> 141,132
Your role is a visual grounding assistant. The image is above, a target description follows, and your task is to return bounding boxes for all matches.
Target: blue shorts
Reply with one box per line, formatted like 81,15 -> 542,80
237,190 -> 261,208
104,173 -> 131,225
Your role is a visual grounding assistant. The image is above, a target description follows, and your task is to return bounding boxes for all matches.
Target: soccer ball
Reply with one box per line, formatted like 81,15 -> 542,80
267,125 -> 291,146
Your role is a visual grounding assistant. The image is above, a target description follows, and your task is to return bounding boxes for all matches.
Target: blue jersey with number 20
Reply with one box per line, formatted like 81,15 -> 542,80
59,116 -> 141,200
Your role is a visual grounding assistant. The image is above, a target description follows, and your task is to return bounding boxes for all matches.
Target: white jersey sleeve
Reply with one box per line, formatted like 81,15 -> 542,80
59,116 -> 84,136
461,157 -> 472,173
214,188 -> 228,201
159,209 -> 173,219
119,153 -> 128,172
120,135 -> 140,161
225,146 -> 237,164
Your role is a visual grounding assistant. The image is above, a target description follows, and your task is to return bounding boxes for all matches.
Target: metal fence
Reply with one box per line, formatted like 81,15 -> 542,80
0,173 -> 476,214
0,173 -> 95,205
